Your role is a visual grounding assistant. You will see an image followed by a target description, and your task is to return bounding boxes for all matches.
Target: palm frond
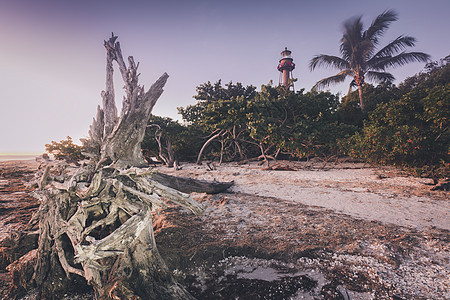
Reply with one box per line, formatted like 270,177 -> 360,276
364,10 -> 398,45
373,51 -> 431,69
309,55 -> 350,71
367,57 -> 391,71
370,35 -> 417,60
342,16 -> 364,44
366,71 -> 395,83
340,16 -> 363,61
359,39 -> 376,63
311,70 -> 352,91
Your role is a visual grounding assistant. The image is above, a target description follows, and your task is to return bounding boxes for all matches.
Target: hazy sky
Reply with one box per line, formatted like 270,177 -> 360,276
1,0 -> 449,153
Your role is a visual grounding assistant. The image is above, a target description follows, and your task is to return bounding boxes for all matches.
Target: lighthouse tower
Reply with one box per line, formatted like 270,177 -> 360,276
277,47 -> 295,90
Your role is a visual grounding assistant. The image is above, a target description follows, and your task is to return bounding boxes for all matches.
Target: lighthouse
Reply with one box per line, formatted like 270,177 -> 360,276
277,47 -> 295,90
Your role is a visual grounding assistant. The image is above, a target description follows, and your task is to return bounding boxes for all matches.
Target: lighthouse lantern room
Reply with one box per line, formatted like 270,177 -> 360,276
277,47 -> 295,90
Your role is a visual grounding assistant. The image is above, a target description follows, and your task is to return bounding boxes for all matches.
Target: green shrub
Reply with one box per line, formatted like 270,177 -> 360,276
345,61 -> 449,179
45,136 -> 86,161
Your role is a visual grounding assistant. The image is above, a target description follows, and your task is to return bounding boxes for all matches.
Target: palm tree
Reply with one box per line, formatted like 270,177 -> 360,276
310,10 -> 430,113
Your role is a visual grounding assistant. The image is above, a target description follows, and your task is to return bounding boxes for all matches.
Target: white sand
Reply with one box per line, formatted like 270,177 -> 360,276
159,162 -> 449,231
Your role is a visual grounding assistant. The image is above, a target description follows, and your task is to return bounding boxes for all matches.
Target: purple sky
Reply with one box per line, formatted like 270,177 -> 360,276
1,0 -> 449,153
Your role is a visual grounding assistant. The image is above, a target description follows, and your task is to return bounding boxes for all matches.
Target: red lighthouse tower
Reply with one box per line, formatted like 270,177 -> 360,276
277,47 -> 295,90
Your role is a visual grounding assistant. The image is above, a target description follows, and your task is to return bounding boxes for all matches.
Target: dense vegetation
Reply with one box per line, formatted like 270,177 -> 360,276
149,81 -> 357,165
142,57 -> 449,181
344,58 -> 449,181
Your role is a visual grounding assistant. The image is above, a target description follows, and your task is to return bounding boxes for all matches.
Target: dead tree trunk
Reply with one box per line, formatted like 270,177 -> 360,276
150,172 -> 233,194
147,124 -> 176,167
29,33 -> 207,300
196,129 -> 225,165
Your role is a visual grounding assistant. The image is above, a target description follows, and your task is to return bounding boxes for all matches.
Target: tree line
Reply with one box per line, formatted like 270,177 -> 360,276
140,57 -> 449,182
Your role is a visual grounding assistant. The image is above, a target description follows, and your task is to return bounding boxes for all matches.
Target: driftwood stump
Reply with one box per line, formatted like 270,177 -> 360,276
22,34 -> 218,299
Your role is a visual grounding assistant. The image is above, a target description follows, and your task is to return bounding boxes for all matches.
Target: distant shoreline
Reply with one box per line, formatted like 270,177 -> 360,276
0,154 -> 41,162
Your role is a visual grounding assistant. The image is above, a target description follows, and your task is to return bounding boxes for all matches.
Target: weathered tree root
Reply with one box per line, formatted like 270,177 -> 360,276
33,165 -> 202,299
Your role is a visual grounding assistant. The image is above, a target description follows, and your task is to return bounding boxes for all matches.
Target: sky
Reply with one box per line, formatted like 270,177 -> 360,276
1,0 -> 449,154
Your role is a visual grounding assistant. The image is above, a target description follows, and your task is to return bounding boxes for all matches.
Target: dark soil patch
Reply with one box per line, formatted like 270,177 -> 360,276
153,193 -> 449,299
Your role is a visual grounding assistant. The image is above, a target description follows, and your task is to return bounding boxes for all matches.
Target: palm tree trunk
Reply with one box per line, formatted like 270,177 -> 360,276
358,85 -> 365,113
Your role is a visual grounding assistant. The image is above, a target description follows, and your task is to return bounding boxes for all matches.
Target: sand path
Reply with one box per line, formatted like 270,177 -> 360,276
158,161 -> 449,231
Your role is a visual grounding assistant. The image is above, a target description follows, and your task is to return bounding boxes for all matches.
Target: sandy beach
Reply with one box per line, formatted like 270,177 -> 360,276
155,161 -> 449,299
1,159 -> 449,299
158,161 -> 449,231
